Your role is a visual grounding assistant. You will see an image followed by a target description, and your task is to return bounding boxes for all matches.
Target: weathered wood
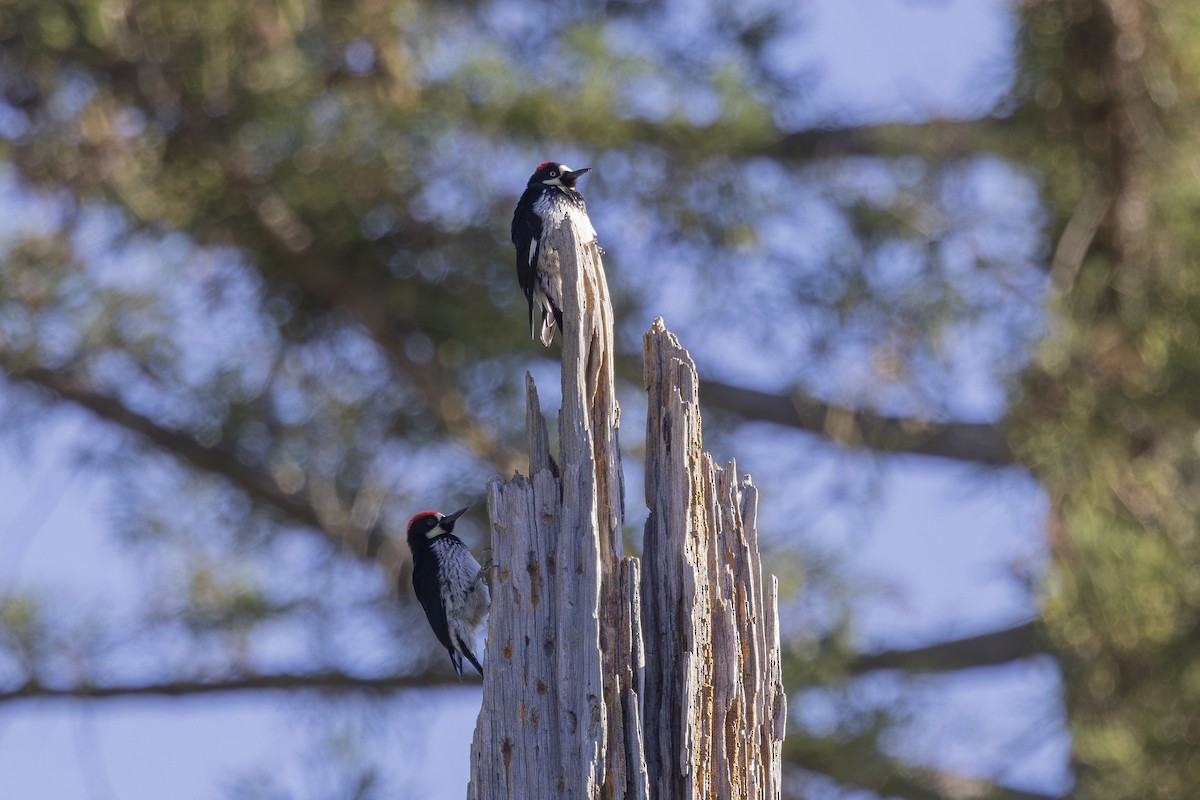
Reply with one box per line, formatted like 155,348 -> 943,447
641,318 -> 786,800
618,556 -> 651,800
554,216 -> 634,800
469,220 -> 784,799
469,221 -> 639,799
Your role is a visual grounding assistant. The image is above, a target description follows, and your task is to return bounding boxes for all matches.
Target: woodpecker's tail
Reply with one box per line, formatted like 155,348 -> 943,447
538,305 -> 564,348
462,644 -> 484,678
448,644 -> 484,680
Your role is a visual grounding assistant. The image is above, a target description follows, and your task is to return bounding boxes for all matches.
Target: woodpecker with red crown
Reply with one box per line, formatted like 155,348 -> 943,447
405,507 -> 490,679
511,161 -> 597,346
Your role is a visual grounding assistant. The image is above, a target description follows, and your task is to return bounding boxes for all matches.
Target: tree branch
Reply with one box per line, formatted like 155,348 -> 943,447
757,117 -> 1027,162
0,670 -> 471,704
786,732 -> 1072,800
847,621 -> 1047,676
699,379 -> 1015,467
1,363 -> 398,564
462,84 -> 1026,163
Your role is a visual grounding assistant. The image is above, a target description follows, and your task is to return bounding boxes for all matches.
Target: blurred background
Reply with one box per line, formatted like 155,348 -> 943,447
1,0 -> 1197,798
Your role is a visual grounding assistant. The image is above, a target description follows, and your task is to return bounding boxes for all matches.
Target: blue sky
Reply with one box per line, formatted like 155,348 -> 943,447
0,1 -> 1072,798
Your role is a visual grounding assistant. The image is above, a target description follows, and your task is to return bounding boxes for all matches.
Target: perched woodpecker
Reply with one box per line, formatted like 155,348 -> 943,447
406,507 -> 490,679
511,161 -> 597,346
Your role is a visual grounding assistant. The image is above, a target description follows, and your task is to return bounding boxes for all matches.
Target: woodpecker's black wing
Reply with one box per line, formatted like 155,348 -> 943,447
411,549 -> 456,672
511,186 -> 544,340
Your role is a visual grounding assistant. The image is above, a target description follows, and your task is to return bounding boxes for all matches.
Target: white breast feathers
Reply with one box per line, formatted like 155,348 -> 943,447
533,192 -> 597,245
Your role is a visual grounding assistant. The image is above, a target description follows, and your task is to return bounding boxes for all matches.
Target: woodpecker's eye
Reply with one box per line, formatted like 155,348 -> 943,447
549,170 -> 558,177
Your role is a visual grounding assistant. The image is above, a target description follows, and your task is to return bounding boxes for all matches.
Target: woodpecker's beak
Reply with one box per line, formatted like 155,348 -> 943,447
439,507 -> 469,531
562,167 -> 590,188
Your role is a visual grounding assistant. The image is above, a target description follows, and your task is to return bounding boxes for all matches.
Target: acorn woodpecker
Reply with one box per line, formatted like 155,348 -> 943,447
511,161 -> 597,346
406,507 -> 490,679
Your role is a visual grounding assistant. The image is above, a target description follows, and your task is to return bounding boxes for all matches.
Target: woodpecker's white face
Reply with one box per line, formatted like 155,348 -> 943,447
426,513 -> 446,538
528,161 -> 590,192
406,507 -> 468,551
541,164 -> 572,188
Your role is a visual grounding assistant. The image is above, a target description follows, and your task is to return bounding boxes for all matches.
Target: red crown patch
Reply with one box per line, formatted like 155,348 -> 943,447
407,510 -> 442,529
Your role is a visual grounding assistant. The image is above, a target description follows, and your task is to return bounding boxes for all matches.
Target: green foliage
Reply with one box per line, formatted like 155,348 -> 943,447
0,595 -> 43,670
1013,1 -> 1200,797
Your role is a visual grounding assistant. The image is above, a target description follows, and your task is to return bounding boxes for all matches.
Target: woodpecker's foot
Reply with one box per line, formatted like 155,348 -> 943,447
475,559 -> 498,585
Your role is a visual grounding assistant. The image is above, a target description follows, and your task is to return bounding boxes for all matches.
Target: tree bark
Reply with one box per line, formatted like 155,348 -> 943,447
469,222 -> 783,798
641,319 -> 786,800
468,221 -> 637,800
